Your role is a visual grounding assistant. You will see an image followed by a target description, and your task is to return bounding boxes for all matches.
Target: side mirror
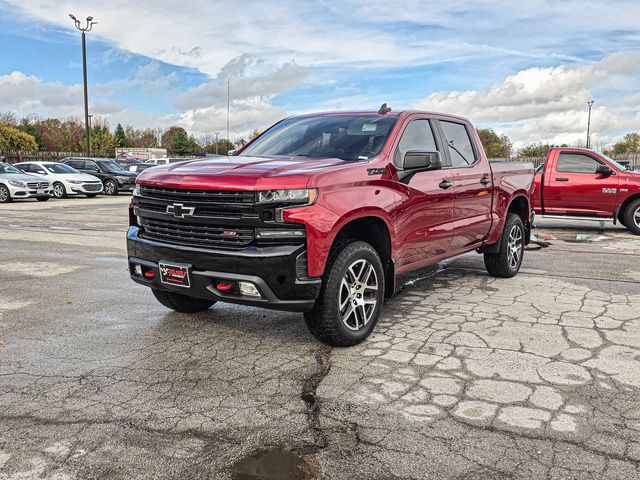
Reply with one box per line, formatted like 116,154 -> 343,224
596,164 -> 614,176
402,151 -> 442,172
37,170 -> 47,175
227,149 -> 237,156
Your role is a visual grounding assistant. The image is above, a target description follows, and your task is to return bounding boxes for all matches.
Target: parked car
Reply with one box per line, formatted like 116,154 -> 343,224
62,157 -> 138,195
15,161 -> 103,198
144,158 -> 191,166
125,163 -> 155,174
127,109 -> 535,346
0,162 -> 52,203
533,147 -> 640,235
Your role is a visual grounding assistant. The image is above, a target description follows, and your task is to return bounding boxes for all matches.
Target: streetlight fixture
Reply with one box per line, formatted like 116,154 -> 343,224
69,14 -> 98,156
586,100 -> 595,149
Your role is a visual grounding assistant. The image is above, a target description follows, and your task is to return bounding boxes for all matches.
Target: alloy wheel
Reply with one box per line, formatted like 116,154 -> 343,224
53,184 -> 65,198
338,259 -> 378,331
0,187 -> 8,202
507,224 -> 523,270
634,206 -> 640,229
104,181 -> 115,195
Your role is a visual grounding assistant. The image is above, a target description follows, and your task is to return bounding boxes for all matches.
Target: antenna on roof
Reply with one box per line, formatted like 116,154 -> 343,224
378,103 -> 391,115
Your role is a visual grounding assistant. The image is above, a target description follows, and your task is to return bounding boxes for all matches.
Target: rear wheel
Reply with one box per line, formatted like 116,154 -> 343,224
304,240 -> 384,347
104,180 -> 118,196
52,182 -> 67,199
152,289 -> 216,313
484,213 -> 525,278
0,185 -> 12,203
623,199 -> 640,235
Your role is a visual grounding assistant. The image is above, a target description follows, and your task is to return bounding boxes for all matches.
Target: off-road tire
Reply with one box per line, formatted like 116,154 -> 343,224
304,240 -> 385,347
0,185 -> 12,203
104,180 -> 118,196
484,213 -> 525,278
152,288 -> 216,313
53,182 -> 67,199
623,199 -> 640,235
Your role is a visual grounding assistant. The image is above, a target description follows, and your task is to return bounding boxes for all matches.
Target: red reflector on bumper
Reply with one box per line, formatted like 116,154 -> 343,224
144,270 -> 155,278
216,283 -> 233,291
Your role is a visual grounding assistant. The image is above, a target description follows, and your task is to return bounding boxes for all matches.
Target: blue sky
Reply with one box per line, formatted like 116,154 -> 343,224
1,0 -> 639,147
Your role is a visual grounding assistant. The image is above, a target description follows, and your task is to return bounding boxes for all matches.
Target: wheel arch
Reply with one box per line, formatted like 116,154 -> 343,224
618,193 -> 640,222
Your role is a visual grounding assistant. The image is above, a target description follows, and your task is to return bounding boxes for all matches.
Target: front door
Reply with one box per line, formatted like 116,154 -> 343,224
544,152 -> 619,216
393,118 -> 455,270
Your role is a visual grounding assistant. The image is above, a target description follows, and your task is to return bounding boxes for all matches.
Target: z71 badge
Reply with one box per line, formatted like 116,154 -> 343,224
602,188 -> 617,194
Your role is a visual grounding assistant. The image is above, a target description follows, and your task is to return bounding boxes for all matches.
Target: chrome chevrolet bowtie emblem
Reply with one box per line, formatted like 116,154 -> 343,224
166,203 -> 195,218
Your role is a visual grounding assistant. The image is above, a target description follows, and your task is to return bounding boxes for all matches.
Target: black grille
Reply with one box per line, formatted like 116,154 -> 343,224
140,218 -> 254,250
138,186 -> 256,219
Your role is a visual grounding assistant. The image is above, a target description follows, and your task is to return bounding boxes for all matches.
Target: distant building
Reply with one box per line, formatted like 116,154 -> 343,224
115,148 -> 167,161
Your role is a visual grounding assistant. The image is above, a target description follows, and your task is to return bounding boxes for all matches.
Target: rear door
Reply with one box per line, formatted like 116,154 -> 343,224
437,120 -> 493,250
393,117 -> 454,269
544,151 -> 619,216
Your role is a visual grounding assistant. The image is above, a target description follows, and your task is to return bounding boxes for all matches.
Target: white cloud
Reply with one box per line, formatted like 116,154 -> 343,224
415,51 -> 640,147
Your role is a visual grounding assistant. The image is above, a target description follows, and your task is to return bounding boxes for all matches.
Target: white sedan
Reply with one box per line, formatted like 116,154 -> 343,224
15,161 -> 103,198
0,162 -> 52,203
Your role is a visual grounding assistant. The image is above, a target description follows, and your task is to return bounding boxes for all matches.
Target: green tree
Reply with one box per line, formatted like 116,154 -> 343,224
18,116 -> 44,149
204,138 -> 235,155
517,143 -> 550,158
161,126 -> 197,155
114,123 -> 128,148
0,122 -> 38,151
125,126 -> 157,148
477,128 -> 513,158
91,127 -> 118,157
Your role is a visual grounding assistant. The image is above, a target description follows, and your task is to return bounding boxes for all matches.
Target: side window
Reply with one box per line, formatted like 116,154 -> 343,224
84,161 -> 99,172
394,119 -> 438,168
557,153 -> 601,173
440,121 -> 476,167
66,160 -> 81,169
18,164 -> 32,172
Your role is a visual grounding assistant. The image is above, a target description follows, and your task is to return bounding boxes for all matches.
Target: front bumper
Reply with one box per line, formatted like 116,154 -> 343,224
68,182 -> 103,195
8,184 -> 52,199
127,226 -> 321,312
117,178 -> 137,190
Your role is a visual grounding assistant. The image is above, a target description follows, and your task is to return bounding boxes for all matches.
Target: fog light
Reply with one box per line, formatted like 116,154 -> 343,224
239,281 -> 261,297
133,264 -> 143,276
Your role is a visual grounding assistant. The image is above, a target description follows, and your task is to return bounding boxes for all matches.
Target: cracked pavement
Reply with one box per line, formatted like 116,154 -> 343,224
1,197 -> 639,479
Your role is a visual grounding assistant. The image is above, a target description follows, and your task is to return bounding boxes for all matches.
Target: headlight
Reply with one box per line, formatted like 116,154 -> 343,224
256,188 -> 317,205
68,179 -> 83,184
133,184 -> 141,196
8,180 -> 26,188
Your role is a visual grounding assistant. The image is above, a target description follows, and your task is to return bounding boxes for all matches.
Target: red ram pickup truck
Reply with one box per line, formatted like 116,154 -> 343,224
127,110 -> 535,346
533,147 -> 640,235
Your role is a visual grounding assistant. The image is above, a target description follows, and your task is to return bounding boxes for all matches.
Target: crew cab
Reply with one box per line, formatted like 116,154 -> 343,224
533,148 -> 640,234
127,110 -> 535,346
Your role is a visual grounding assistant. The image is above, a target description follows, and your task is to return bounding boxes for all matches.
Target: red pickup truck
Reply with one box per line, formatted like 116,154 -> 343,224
127,110 -> 535,346
533,147 -> 640,234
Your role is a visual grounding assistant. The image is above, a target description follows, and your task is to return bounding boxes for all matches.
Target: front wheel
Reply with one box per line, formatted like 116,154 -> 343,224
304,240 -> 384,347
484,213 -> 525,278
623,199 -> 640,235
0,185 -> 12,203
104,180 -> 118,196
152,288 -> 216,313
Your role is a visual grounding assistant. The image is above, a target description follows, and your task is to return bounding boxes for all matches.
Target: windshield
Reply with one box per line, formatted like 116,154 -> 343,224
45,163 -> 78,174
97,160 -> 125,172
0,163 -> 23,174
239,115 -> 398,161
600,153 -> 630,171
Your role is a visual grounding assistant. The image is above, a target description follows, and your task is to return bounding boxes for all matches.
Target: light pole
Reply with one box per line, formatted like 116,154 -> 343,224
88,114 -> 93,155
586,100 -> 595,149
69,14 -> 97,157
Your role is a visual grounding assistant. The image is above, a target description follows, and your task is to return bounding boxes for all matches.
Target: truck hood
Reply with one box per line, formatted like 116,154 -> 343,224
136,155 -> 352,190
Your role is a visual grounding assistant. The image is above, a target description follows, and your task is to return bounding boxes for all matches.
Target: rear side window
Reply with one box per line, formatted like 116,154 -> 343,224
66,160 -> 82,169
394,119 -> 438,168
440,121 -> 476,167
84,161 -> 99,172
17,163 -> 33,172
557,153 -> 602,173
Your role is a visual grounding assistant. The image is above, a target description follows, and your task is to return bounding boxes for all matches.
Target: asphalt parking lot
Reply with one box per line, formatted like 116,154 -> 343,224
1,196 -> 639,479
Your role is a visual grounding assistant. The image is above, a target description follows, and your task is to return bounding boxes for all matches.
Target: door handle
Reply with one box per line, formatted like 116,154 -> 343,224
439,180 -> 453,190
555,177 -> 569,182
480,176 -> 491,186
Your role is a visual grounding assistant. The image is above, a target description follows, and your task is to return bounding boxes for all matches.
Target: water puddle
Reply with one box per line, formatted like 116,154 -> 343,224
230,448 -> 315,480
556,233 -> 610,243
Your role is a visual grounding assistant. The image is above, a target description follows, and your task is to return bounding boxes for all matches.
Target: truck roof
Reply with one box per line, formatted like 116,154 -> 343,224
290,109 -> 471,124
